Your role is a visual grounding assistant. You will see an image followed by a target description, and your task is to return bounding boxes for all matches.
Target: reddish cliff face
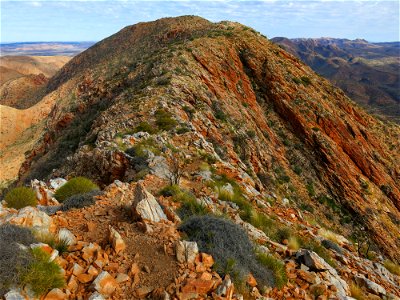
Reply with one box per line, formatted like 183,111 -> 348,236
18,16 -> 400,260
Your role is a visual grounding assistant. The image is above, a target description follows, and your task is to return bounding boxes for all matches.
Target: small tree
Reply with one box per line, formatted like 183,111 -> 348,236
168,152 -> 183,186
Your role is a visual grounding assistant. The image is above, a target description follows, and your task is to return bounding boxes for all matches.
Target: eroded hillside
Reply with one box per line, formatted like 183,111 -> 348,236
3,16 -> 399,299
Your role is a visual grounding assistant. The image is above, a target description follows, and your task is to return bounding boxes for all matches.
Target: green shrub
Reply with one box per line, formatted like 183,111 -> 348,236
4,187 -> 37,209
134,121 -> 157,134
256,252 -> 287,288
34,232 -> 70,254
159,184 -> 181,197
179,215 -> 274,287
54,177 -> 99,203
301,76 -> 311,86
383,260 -> 400,276
61,190 -> 101,211
178,198 -> 208,220
21,248 -> 65,296
155,109 -> 177,131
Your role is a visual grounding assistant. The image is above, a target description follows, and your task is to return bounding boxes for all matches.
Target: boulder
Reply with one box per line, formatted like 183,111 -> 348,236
355,275 -> 387,296
296,249 -> 349,299
4,206 -> 52,233
176,240 -> 199,263
4,289 -> 25,300
132,183 -> 167,222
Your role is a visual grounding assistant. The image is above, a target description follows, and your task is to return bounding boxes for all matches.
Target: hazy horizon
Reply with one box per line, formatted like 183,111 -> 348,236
1,1 -> 399,43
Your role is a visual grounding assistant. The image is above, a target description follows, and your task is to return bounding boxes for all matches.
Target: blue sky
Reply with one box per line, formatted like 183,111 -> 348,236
1,1 -> 399,43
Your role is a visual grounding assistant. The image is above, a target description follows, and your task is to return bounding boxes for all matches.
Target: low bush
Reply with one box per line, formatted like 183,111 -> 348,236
54,177 -> 99,203
61,190 -> 101,211
134,121 -> 157,134
178,198 -> 208,220
0,224 -> 37,296
179,215 -> 274,287
34,232 -> 70,254
4,187 -> 37,209
155,109 -> 177,131
20,247 -> 65,296
256,252 -> 287,288
159,184 -> 181,197
384,260 -> 400,276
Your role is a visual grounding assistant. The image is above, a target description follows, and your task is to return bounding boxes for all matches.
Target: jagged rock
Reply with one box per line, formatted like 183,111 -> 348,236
44,288 -> 67,300
49,178 -> 67,190
176,240 -> 199,263
88,292 -> 106,300
147,155 -> 172,180
4,289 -> 25,300
296,249 -> 349,298
234,215 -> 269,243
132,183 -> 167,222
215,276 -> 233,297
93,271 -> 118,296
108,226 -> 126,254
58,228 -> 76,246
3,206 -> 52,233
355,274 -> 387,296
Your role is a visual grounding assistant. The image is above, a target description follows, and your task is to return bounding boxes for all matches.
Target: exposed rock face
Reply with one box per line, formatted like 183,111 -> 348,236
15,16 -> 400,261
132,183 -> 167,222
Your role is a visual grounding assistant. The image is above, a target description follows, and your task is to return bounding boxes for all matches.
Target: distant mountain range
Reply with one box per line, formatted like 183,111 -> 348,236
0,42 -> 94,56
271,37 -> 400,123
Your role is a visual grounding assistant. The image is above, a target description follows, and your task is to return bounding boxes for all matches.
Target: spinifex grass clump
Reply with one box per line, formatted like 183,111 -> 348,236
0,224 -> 65,297
179,215 -> 274,288
21,247 -> 65,296
54,177 -> 99,203
4,186 -> 37,209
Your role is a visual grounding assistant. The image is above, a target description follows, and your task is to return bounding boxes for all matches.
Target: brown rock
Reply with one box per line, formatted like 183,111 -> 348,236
181,278 -> 214,295
44,288 -> 67,300
77,273 -> 95,283
247,273 -> 258,287
93,271 -> 118,296
136,286 -> 153,298
201,253 -> 214,269
108,225 -> 126,254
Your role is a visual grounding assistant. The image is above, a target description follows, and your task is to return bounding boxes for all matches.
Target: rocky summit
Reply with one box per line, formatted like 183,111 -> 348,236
1,16 -> 400,300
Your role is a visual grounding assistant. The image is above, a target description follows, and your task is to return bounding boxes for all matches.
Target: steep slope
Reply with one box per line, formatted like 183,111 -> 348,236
17,16 -> 400,263
0,56 -> 70,108
271,37 -> 400,123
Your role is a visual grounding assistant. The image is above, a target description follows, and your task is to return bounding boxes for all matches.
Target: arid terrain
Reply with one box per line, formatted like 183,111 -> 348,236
1,16 -> 399,300
271,37 -> 400,123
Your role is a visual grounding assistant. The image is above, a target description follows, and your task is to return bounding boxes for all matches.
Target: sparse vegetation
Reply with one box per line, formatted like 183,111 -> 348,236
383,260 -> 400,276
61,190 -> 101,211
4,186 -> 37,209
350,282 -> 366,300
134,121 -> 157,134
256,252 -> 287,289
179,215 -> 274,287
20,247 -> 65,296
155,108 -> 177,131
54,177 -> 99,203
34,231 -> 70,254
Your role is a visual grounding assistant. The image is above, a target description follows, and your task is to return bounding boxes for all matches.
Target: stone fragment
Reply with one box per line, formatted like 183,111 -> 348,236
215,276 -> 232,296
50,178 -> 67,190
132,183 -> 167,222
247,273 -> 257,287
58,228 -> 76,246
77,273 -> 95,283
176,241 -> 199,263
108,225 -> 126,254
88,265 -> 99,276
4,289 -> 25,300
44,288 -> 67,300
4,206 -> 52,233
93,271 -> 118,296
88,292 -> 105,300
181,278 -> 215,294
201,253 -> 214,268
72,263 -> 84,276
136,286 -> 153,298
116,273 -> 130,283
